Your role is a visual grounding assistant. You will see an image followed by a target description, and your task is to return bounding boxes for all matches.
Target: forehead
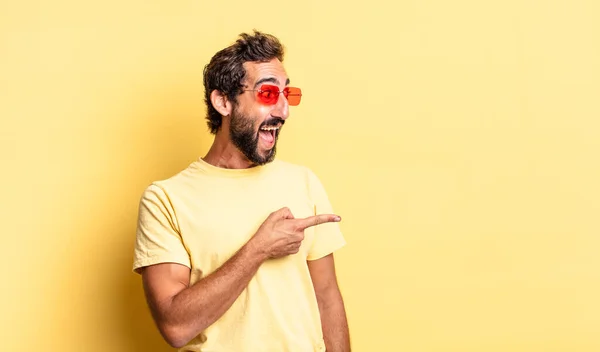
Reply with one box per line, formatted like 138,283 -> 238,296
242,58 -> 289,87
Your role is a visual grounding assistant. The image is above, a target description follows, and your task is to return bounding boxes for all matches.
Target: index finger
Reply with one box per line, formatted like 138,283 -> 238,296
296,214 -> 341,230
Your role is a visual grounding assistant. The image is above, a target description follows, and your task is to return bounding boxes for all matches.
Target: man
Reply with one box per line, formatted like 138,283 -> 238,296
132,30 -> 350,352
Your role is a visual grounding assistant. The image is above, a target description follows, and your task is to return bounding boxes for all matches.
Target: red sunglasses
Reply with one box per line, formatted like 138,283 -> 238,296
245,84 -> 302,106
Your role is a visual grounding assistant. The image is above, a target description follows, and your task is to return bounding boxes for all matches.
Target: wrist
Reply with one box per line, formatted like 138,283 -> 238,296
244,237 -> 269,264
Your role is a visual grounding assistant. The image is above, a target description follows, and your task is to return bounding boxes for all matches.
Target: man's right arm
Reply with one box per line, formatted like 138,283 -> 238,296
141,240 -> 266,348
139,207 -> 341,348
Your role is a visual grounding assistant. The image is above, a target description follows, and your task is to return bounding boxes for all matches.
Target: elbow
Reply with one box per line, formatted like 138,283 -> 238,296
166,336 -> 188,349
160,323 -> 195,349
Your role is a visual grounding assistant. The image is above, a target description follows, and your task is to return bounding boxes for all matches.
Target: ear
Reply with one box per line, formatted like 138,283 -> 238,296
210,90 -> 233,117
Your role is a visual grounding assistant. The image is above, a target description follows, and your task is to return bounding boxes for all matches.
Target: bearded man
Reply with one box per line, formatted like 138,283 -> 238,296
133,30 -> 350,352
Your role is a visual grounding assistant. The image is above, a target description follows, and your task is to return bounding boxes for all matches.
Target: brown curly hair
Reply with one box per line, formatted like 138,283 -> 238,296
203,30 -> 285,134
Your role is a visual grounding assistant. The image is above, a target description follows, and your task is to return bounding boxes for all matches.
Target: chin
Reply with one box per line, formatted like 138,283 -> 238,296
256,149 -> 276,165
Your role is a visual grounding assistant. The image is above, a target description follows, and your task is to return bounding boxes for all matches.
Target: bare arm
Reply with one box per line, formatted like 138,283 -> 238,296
308,254 -> 350,352
141,208 -> 341,348
141,242 -> 265,348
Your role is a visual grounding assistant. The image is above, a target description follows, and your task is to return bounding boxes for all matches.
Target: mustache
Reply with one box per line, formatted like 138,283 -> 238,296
260,118 -> 285,128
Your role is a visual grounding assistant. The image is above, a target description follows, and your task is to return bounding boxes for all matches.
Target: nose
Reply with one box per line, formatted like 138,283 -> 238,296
271,91 -> 290,120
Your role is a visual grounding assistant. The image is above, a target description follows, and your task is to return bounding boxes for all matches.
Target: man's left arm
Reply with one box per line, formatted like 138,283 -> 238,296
308,253 -> 350,352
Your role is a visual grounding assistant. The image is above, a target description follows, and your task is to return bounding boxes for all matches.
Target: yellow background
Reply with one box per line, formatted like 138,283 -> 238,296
2,0 -> 599,351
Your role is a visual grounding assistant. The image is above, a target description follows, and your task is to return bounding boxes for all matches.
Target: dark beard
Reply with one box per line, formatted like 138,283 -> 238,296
229,109 -> 284,166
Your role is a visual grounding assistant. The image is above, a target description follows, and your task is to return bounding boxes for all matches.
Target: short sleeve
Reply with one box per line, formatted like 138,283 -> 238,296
305,168 -> 347,261
132,183 -> 191,273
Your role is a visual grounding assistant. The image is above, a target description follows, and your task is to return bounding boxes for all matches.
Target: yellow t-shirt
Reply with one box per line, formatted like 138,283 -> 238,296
132,157 -> 346,352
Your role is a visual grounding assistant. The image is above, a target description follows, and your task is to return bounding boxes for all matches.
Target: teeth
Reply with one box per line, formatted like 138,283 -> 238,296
260,126 -> 279,131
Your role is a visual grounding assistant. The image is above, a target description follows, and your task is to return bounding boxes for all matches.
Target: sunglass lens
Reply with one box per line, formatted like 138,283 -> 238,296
257,85 -> 279,105
285,87 -> 302,106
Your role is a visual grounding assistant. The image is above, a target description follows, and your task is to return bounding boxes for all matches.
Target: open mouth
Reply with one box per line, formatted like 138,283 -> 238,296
258,124 -> 281,145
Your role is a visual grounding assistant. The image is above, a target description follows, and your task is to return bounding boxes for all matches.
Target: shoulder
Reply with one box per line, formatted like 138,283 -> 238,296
269,159 -> 321,183
270,159 -> 317,176
139,161 -> 203,201
269,159 -> 329,199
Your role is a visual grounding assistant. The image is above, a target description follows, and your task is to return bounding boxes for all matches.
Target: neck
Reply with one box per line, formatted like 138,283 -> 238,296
202,129 -> 255,169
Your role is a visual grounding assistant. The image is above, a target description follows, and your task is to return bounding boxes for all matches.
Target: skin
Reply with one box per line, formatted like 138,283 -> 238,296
140,58 -> 350,351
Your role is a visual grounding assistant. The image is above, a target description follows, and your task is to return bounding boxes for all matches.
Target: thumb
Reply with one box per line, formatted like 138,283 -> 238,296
274,207 -> 295,220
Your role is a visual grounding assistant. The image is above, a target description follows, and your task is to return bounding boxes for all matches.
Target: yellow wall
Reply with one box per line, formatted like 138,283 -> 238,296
2,0 -> 599,351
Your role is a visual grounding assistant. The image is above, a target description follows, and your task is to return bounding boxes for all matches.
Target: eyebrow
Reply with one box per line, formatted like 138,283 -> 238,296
254,77 -> 291,89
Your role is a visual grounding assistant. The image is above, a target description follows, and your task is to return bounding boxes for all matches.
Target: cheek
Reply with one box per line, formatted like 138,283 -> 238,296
256,104 -> 272,115
250,106 -> 273,128
235,101 -> 273,128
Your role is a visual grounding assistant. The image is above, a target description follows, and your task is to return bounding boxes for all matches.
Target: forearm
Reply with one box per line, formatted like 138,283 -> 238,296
160,241 -> 266,346
318,289 -> 351,352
